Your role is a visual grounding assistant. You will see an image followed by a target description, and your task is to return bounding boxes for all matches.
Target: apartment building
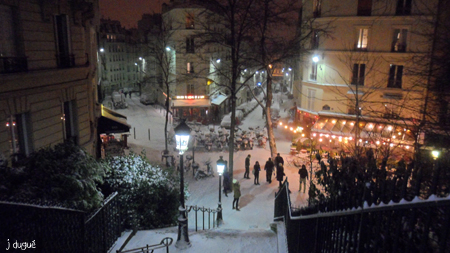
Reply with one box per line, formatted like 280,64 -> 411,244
296,0 -> 440,149
161,0 -> 234,124
0,0 -> 101,166
98,19 -> 143,98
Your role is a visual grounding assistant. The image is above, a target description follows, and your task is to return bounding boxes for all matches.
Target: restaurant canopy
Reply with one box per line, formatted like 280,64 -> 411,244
98,105 -> 131,134
311,112 -> 420,147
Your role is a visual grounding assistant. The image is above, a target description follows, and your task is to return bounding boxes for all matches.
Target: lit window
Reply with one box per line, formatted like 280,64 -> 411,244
356,28 -> 368,50
186,13 -> 194,29
7,113 -> 33,165
392,29 -> 407,52
388,64 -> 403,88
187,62 -> 194,73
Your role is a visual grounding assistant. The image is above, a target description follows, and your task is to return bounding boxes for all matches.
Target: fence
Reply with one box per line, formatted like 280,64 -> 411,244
275,178 -> 450,252
185,205 -> 221,231
0,192 -> 121,253
116,237 -> 173,253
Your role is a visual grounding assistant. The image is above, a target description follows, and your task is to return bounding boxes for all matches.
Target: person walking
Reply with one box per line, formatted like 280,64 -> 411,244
244,154 -> 251,179
274,153 -> 284,169
298,164 -> 308,193
276,163 -> 285,188
232,179 -> 241,211
253,161 -> 261,185
264,158 -> 275,183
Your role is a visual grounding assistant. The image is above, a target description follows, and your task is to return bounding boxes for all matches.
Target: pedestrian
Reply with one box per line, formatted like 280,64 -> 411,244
244,154 -> 251,179
298,164 -> 308,193
232,179 -> 241,211
264,157 -> 275,183
223,167 -> 230,197
276,163 -> 285,188
253,161 -> 261,185
274,153 -> 284,169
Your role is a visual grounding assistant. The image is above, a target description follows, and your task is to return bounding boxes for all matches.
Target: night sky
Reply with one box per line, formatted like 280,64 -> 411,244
99,0 -> 168,28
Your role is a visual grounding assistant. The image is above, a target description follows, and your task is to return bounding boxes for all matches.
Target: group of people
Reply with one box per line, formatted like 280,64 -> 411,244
244,153 -> 286,188
222,153 -> 311,211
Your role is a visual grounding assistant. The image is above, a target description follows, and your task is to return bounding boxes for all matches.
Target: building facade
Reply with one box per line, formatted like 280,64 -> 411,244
0,0 -> 100,166
296,0 -> 439,150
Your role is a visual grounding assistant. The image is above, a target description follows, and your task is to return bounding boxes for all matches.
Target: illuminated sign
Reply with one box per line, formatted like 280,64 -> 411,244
176,95 -> 206,100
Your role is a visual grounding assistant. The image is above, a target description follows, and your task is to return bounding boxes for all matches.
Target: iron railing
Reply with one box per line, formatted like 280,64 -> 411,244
185,205 -> 222,231
85,192 -> 122,253
0,192 -> 121,253
116,237 -> 173,253
275,178 -> 450,252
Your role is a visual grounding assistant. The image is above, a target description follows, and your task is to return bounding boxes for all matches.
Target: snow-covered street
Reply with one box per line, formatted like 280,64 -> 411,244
109,94 -> 309,252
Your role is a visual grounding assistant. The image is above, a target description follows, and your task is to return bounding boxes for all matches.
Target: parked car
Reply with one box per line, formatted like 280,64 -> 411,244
140,93 -> 156,105
220,114 -> 232,129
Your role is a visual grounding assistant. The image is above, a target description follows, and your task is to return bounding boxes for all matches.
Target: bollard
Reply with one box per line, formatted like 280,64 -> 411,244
148,128 -> 150,141
134,127 -> 136,139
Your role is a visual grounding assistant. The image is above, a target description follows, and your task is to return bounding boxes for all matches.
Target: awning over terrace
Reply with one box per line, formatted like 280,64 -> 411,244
311,113 -> 420,147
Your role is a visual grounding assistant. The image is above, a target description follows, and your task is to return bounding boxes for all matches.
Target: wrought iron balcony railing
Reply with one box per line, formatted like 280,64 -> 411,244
0,56 -> 28,74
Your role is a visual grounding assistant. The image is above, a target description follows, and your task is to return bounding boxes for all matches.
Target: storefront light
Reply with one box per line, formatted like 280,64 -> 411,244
392,136 -> 396,139
319,138 -> 322,142
376,141 -> 380,145
279,122 -> 283,126
290,127 -> 293,131
332,135 -> 335,139
390,143 -> 394,147
302,134 -> 305,137
359,139 -> 362,142
398,132 -> 401,135
349,137 -> 353,140
313,133 -> 316,137
406,145 -> 410,149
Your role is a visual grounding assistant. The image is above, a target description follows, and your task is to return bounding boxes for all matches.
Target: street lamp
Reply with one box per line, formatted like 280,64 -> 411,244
216,156 -> 226,226
432,150 -> 440,160
174,119 -> 191,249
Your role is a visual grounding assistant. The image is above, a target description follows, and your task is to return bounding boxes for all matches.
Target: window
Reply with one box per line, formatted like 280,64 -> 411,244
186,13 -> 194,29
351,63 -> 366,86
313,0 -> 321,17
356,28 -> 368,50
310,62 -> 318,81
307,89 -> 316,111
388,64 -> 403,88
187,84 -> 195,94
54,14 -> 74,68
357,0 -> 372,16
396,0 -> 411,15
0,5 -> 17,57
392,29 -> 407,52
187,62 -> 194,73
63,100 -> 78,144
186,37 -> 195,53
7,113 -> 33,163
311,30 -> 319,49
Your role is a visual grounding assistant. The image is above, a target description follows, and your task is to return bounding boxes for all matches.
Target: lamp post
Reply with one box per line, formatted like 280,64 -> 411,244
431,150 -> 440,195
216,156 -> 226,226
174,119 -> 191,249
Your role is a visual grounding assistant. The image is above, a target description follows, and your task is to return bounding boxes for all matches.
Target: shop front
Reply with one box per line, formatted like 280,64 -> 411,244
172,96 -> 211,124
310,113 -> 420,159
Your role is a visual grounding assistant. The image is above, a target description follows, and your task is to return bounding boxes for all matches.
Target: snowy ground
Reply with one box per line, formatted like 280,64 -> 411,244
108,93 -> 310,252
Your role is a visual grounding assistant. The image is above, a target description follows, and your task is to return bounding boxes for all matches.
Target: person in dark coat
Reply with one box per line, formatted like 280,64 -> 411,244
276,163 -> 285,188
298,164 -> 308,193
253,161 -> 261,185
264,158 -> 275,183
232,179 -> 241,211
274,153 -> 284,169
223,167 -> 230,197
244,154 -> 251,179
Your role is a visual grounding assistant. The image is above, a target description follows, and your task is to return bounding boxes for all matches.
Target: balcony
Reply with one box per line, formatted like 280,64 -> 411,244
0,57 -> 28,74
56,54 -> 75,68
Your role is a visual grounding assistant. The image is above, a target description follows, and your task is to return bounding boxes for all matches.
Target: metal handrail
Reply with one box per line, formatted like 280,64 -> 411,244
117,237 -> 173,253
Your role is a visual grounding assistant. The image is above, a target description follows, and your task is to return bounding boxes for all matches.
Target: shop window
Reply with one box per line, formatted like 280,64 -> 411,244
351,63 -> 365,86
392,29 -> 407,52
357,0 -> 372,16
356,28 -> 368,50
396,0 -> 411,15
186,13 -> 194,29
54,14 -> 74,68
7,113 -> 33,165
388,65 -> 403,88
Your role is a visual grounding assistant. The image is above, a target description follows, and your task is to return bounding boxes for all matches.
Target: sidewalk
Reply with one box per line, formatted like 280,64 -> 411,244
109,92 -> 308,252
